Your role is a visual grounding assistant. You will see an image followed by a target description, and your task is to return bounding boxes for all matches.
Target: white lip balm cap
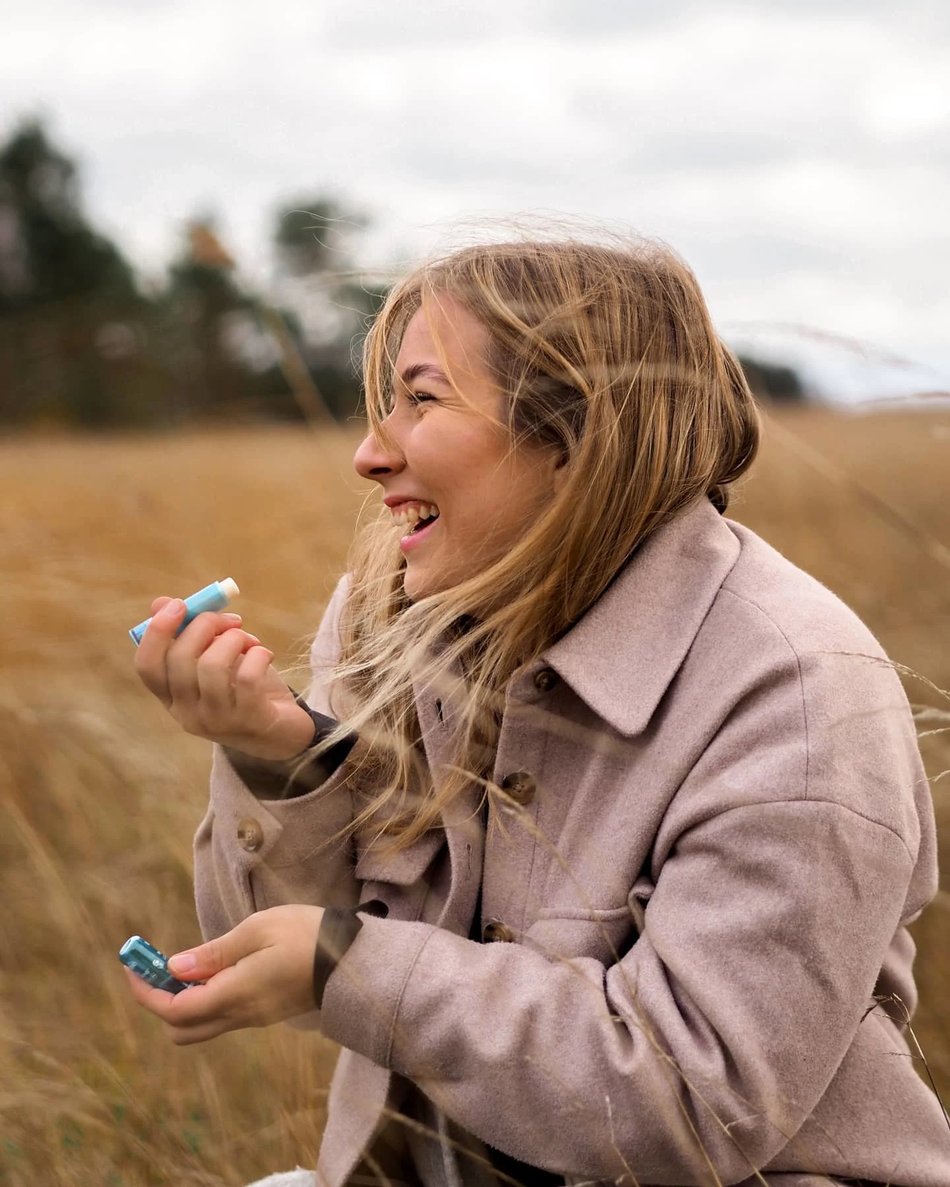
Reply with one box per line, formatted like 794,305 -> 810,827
220,577 -> 240,599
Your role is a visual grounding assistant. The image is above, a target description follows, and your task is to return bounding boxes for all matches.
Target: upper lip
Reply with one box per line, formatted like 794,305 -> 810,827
383,495 -> 435,508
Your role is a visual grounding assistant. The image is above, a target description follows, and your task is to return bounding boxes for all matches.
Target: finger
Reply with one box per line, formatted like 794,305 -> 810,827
195,629 -> 265,717
123,965 -> 179,1018
167,959 -> 276,1045
161,976 -> 247,1045
124,966 -> 236,1044
148,594 -> 244,626
134,599 -> 187,705
164,613 -> 246,708
166,1016 -> 229,1046
167,927 -> 249,983
171,611 -> 247,657
231,644 -> 277,701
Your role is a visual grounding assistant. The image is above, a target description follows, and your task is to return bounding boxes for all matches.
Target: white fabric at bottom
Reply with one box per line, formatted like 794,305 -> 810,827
245,1171 -> 314,1187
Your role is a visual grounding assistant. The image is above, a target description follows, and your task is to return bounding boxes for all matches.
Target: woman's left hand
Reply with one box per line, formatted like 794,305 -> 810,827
124,906 -> 325,1044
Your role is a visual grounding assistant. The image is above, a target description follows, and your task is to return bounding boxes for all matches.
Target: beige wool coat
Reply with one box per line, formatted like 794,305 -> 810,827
194,498 -> 949,1186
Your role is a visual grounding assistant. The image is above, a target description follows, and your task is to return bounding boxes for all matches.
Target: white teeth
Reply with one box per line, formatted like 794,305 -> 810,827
390,501 -> 440,529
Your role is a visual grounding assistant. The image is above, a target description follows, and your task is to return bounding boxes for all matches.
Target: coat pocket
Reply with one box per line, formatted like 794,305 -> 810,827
354,829 -> 443,886
527,876 -> 655,963
527,903 -> 640,963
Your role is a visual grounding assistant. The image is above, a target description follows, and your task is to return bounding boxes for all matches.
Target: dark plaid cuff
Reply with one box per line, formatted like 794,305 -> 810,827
222,692 -> 358,801
291,691 -> 357,768
312,900 -> 389,1009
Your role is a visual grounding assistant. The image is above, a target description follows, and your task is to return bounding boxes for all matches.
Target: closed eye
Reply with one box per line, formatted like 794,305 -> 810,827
405,390 -> 437,407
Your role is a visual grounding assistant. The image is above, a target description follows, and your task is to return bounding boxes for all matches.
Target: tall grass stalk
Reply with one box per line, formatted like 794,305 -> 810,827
0,409 -> 946,1182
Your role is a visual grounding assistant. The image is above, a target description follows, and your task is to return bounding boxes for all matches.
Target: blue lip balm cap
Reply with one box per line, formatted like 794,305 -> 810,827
129,577 -> 240,645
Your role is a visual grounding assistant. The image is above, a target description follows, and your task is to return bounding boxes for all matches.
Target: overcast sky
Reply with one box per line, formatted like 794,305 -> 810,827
3,0 -> 949,399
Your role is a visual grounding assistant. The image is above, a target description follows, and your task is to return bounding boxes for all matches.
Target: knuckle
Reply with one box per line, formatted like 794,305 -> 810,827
133,652 -> 153,680
232,628 -> 258,652
195,646 -> 219,673
171,710 -> 208,740
204,937 -> 224,968
234,661 -> 259,687
245,908 -> 270,935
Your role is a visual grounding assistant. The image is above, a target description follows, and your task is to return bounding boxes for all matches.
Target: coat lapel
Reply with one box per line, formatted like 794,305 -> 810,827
544,498 -> 741,736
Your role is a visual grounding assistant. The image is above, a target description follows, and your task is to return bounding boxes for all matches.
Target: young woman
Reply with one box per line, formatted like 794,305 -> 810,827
128,238 -> 948,1186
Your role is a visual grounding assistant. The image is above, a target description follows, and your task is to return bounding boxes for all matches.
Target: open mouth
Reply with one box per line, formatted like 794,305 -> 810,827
391,502 -> 440,535
409,510 -> 439,534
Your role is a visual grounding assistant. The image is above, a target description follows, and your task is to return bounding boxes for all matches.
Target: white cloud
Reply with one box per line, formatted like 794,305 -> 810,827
1,0 -> 948,383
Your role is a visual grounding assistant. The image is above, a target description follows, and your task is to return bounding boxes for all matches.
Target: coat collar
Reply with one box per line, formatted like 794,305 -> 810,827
541,498 -> 741,737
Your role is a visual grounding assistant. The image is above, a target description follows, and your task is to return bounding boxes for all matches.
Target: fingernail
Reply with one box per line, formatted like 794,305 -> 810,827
169,951 -> 197,974
221,613 -> 243,624
162,599 -> 185,619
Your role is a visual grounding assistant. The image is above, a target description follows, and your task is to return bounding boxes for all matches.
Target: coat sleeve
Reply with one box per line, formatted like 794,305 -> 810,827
316,644 -> 930,1183
193,575 -> 361,942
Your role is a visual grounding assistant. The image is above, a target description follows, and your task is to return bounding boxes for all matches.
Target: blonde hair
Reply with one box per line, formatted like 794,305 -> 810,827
328,236 -> 759,848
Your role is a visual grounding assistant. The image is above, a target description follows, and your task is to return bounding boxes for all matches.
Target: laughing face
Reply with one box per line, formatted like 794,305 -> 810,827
353,295 -> 563,602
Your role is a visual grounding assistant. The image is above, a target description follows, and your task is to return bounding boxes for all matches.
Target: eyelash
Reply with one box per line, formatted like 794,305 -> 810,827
405,391 -> 436,407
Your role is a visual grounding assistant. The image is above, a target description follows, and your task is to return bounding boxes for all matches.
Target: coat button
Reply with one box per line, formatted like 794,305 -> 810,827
500,771 -> 537,806
237,818 -> 264,852
482,920 -> 515,943
533,667 -> 559,692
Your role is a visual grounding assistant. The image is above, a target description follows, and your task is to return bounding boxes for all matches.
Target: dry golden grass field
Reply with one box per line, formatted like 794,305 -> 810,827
0,408 -> 947,1185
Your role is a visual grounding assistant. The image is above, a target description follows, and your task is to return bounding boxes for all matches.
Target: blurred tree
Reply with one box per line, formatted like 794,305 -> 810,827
0,118 -> 156,426
0,119 -> 136,311
0,121 -> 386,430
737,354 -> 805,403
271,197 -> 387,419
156,217 -> 255,419
157,216 -> 340,425
273,196 -> 365,279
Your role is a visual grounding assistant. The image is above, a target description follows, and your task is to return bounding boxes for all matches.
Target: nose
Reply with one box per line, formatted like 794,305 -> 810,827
353,428 -> 405,482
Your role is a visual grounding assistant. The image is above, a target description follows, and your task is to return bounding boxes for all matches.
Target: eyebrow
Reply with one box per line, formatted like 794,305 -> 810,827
400,362 -> 452,387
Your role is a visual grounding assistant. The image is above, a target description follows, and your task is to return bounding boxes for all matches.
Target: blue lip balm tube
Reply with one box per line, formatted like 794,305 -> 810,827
129,577 -> 240,645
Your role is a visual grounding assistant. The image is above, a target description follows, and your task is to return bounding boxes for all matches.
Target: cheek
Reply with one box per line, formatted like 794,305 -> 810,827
501,457 -> 555,522
462,480 -> 544,552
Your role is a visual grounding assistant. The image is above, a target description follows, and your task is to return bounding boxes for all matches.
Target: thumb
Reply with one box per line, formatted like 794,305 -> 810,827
168,930 -> 245,981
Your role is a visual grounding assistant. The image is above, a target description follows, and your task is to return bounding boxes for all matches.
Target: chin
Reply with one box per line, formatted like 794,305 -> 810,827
402,571 -> 426,603
403,568 -> 449,603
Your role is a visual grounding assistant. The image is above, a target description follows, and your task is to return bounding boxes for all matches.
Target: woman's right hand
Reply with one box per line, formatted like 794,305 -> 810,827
133,597 -> 317,761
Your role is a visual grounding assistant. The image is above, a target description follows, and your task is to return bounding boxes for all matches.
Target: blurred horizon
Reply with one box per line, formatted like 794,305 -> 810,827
3,0 -> 950,411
